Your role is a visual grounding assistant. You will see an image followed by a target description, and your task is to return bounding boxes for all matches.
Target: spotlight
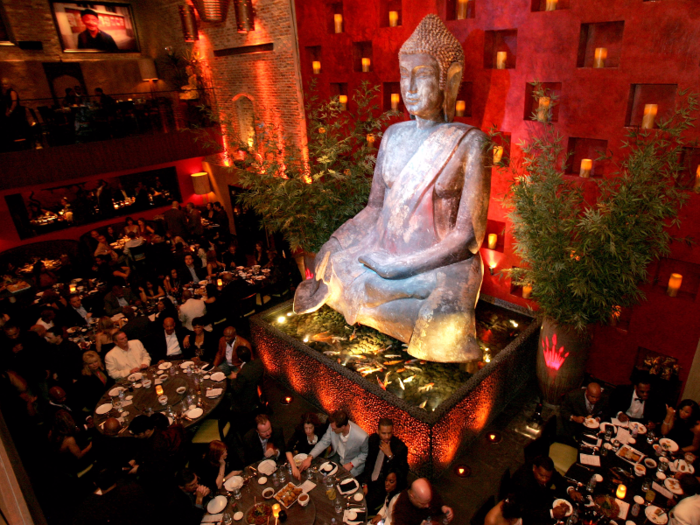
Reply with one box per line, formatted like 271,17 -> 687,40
277,316 -> 286,324
487,431 -> 502,444
454,464 -> 471,478
488,264 -> 496,275
303,336 -> 309,343
281,395 -> 293,405
510,320 -> 519,327
287,312 -> 293,316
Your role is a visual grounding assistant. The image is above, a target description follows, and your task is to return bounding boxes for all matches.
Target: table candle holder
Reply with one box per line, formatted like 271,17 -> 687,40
594,47 -> 607,68
580,159 -> 592,178
642,104 -> 658,129
455,100 -> 466,117
334,14 -> 343,33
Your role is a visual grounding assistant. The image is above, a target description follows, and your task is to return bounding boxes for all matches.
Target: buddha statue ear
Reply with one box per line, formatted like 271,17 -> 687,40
443,62 -> 463,123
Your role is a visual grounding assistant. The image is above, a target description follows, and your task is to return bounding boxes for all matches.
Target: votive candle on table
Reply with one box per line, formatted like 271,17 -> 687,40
217,278 -> 223,288
522,284 -> 533,299
391,93 -> 400,110
456,0 -> 469,20
594,47 -> 607,68
334,14 -> 343,33
338,95 -> 348,110
455,100 -> 466,117
493,145 -> 504,164
69,284 -> 77,293
616,484 -> 627,499
537,97 -> 551,122
361,57 -> 371,73
667,273 -> 682,297
545,0 -> 557,11
312,60 -> 321,74
272,503 -> 281,518
695,165 -> 700,190
642,104 -> 658,129
487,233 -> 498,250
580,159 -> 592,178
496,51 -> 507,69
389,11 -> 399,27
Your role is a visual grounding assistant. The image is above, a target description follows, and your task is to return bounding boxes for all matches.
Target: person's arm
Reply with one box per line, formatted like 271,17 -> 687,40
137,341 -> 151,368
301,426 -> 333,470
65,436 -> 93,459
661,406 -> 676,436
6,90 -> 18,116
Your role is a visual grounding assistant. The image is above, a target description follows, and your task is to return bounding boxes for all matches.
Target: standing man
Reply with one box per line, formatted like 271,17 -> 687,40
185,203 -> 204,238
241,414 -> 286,465
361,418 -> 409,511
301,409 -> 369,477
105,331 -> 151,380
212,202 -> 230,238
559,382 -> 609,441
221,345 -> 264,437
178,290 -> 206,331
77,9 -> 119,52
163,201 -> 189,240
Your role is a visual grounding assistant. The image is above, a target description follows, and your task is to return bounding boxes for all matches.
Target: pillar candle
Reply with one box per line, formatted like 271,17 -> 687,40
69,284 -> 77,293
695,166 -> 700,190
361,57 -> 371,73
456,0 -> 469,20
594,47 -> 608,68
616,484 -> 627,499
522,284 -> 532,299
334,14 -> 343,33
455,100 -> 466,117
338,95 -> 348,110
493,145 -> 504,164
667,273 -> 682,297
366,133 -> 375,145
580,159 -> 592,178
496,51 -> 507,69
389,11 -> 399,27
391,93 -> 400,111
642,104 -> 658,129
312,61 -> 321,74
537,97 -> 551,122
487,234 -> 498,250
217,278 -> 223,287
545,0 -> 557,11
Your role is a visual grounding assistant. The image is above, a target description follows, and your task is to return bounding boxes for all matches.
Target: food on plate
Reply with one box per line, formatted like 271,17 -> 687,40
275,482 -> 303,508
618,446 -> 642,463
246,503 -> 272,525
594,495 -> 620,518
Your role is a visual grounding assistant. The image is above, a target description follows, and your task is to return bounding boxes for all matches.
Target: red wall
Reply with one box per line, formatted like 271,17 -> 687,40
293,0 -> 700,388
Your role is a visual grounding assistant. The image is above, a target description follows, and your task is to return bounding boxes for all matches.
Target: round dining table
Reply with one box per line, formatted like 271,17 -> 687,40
92,360 -> 227,436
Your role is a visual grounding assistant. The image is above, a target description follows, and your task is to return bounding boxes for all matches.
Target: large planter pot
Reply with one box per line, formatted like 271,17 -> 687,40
536,317 -> 591,406
292,251 -> 316,281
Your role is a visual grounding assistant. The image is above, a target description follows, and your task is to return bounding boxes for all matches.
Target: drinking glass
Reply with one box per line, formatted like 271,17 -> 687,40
222,512 -> 233,525
647,430 -> 655,445
233,488 -> 242,500
604,426 -> 613,442
645,489 -> 656,504
334,495 -> 343,514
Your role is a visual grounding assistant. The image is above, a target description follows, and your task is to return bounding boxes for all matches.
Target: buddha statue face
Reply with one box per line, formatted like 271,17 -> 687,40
399,53 -> 444,122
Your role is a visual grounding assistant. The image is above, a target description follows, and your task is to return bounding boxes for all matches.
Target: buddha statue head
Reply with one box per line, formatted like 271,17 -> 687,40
399,14 -> 465,123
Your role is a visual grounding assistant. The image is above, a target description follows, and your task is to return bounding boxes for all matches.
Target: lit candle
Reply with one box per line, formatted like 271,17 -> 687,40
695,166 -> 700,190
339,95 -> 348,110
455,100 -> 466,117
493,145 -> 504,164
487,233 -> 498,250
389,11 -> 399,27
580,159 -> 592,178
496,51 -> 507,69
522,284 -> 532,299
642,104 -> 658,129
69,284 -> 77,293
334,13 -> 343,33
456,0 -> 469,20
366,133 -> 375,145
616,484 -> 627,499
312,60 -> 321,74
217,278 -> 223,287
537,97 -> 551,122
667,273 -> 682,297
155,385 -> 164,396
594,47 -> 608,68
362,57 -> 371,72
272,503 -> 281,518
391,93 -> 400,111
545,0 -> 557,10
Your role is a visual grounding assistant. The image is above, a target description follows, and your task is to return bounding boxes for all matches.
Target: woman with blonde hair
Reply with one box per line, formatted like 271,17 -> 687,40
76,350 -> 114,411
95,316 -> 118,353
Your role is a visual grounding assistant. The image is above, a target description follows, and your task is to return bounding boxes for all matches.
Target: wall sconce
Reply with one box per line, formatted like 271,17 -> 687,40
179,5 -> 199,42
522,284 -> 533,299
493,145 -> 504,164
391,93 -> 400,111
455,100 -> 466,117
537,97 -> 551,122
366,133 -> 376,146
488,263 -> 496,275
192,0 -> 232,23
667,273 -> 682,297
594,47 -> 607,68
362,57 -> 371,73
487,431 -> 502,444
545,0 -> 557,11
694,166 -> 700,190
580,159 -> 592,178
312,61 -> 321,74
233,0 -> 254,33
191,171 -> 211,202
642,104 -> 657,130
138,58 -> 158,81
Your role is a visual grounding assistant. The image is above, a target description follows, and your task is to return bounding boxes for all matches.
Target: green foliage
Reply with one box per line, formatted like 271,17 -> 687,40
503,83 -> 697,331
223,81 -> 395,253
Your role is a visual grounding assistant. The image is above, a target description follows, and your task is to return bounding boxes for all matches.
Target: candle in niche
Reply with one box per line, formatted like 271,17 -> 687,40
312,61 -> 321,74
338,95 -> 348,110
667,273 -> 682,297
580,159 -> 592,178
537,97 -> 551,122
391,93 -> 400,110
493,145 -> 504,164
642,104 -> 658,129
487,234 -> 498,250
594,47 -> 607,68
366,133 -> 375,145
695,166 -> 700,190
545,0 -> 557,11
361,57 -> 371,73
522,284 -> 533,299
496,51 -> 507,69
334,13 -> 343,33
389,11 -> 399,27
455,100 -> 466,117
217,278 -> 223,288
456,0 -> 469,20
616,484 -> 627,499
69,284 -> 77,294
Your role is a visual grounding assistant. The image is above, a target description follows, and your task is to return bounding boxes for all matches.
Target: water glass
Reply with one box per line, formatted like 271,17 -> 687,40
647,430 -> 655,445
223,512 -> 233,525
142,377 -> 152,389
604,427 -> 613,442
233,488 -> 242,500
334,496 -> 344,514
641,479 -> 651,493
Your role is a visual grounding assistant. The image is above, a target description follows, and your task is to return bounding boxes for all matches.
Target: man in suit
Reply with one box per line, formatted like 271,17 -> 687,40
104,285 -> 137,316
120,307 -> 151,343
163,201 -> 189,239
213,326 -> 252,375
180,254 -> 206,285
301,409 -> 369,477
360,418 -> 409,511
559,382 -> 609,441
62,294 -> 93,327
241,414 -> 286,466
610,373 -> 665,429
149,317 -> 191,362
185,203 -> 204,238
220,345 -> 263,438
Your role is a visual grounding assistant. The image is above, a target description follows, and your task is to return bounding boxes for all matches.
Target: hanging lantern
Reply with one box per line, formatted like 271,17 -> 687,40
191,0 -> 232,23
179,5 -> 199,41
234,0 -> 254,33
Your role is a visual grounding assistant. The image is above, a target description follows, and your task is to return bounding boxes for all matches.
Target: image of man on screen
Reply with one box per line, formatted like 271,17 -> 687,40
77,9 -> 118,52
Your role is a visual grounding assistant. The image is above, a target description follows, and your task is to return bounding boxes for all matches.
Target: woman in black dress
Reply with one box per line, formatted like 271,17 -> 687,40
75,350 -> 114,412
185,317 -> 217,361
661,399 -> 700,453
286,412 -> 327,480
192,440 -> 243,492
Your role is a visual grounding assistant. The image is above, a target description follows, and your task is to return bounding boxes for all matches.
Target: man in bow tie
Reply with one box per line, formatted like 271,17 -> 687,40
610,373 -> 665,429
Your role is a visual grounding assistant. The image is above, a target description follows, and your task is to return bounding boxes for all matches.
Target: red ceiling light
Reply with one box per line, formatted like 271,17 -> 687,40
234,0 -> 254,33
191,0 -> 232,23
179,5 -> 199,41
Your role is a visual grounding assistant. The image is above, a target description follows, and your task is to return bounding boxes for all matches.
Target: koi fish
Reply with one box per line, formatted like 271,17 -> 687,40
395,368 -> 406,373
383,360 -> 403,366
404,366 -> 422,372
403,375 -> 415,383
349,326 -> 358,340
384,354 -> 403,359
418,383 -> 435,393
398,377 -> 405,390
323,351 -> 341,356
312,331 -> 334,343
419,400 -> 427,409
405,359 -> 421,364
376,376 -> 386,390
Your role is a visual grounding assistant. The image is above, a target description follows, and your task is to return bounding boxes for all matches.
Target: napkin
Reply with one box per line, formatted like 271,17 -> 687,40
201,514 -> 222,523
580,454 -> 601,467
611,418 -> 629,428
343,509 -> 367,524
615,498 -> 629,520
121,399 -> 133,407
300,480 -> 316,493
206,388 -> 223,398
652,482 -> 673,499
616,428 -> 631,444
339,478 -> 358,493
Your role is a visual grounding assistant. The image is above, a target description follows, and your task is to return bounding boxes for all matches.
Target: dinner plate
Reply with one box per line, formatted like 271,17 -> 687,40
158,362 -> 172,370
553,499 -> 573,517
95,403 -> 112,415
224,476 -> 244,491
338,478 -> 359,495
659,438 -> 679,452
258,459 -> 277,476
186,407 -> 203,419
629,422 -> 647,435
207,495 -> 227,514
584,418 -> 600,429
109,387 -> 124,397
665,477 -> 683,495
233,511 -> 243,521
672,459 -> 695,474
127,373 -> 142,382
292,453 -> 308,468
210,371 -> 226,382
645,506 -> 668,525
258,477 -> 268,485
319,461 -> 338,477
179,361 -> 194,369
353,492 -> 364,502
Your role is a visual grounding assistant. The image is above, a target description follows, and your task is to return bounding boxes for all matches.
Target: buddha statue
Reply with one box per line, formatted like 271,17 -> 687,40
294,14 -> 491,362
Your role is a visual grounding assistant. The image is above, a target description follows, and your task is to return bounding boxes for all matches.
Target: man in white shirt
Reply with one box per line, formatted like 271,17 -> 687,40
301,409 -> 369,477
179,290 -> 206,331
669,475 -> 700,525
105,331 -> 151,380
151,317 -> 191,362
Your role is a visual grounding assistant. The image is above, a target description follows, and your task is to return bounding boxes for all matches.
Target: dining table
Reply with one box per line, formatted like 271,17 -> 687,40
200,457 -> 368,525
92,359 -> 228,436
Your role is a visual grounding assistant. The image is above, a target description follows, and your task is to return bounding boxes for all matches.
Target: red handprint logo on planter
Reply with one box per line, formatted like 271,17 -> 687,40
542,333 -> 569,371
